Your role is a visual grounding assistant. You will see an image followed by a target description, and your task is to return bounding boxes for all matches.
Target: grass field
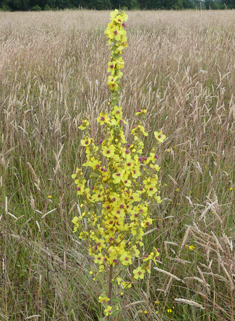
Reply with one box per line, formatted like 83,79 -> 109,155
0,9 -> 234,321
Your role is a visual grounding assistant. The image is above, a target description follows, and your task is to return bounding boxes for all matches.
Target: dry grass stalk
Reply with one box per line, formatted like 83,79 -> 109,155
174,298 -> 204,309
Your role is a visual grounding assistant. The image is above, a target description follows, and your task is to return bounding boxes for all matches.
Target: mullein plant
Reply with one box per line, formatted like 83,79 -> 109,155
72,9 -> 166,320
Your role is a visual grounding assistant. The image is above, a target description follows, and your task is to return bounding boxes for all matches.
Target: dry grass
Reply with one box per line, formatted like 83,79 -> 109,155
0,10 -> 234,321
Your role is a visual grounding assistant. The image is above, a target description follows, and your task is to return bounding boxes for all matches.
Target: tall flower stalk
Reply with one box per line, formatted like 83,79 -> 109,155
72,9 -> 166,320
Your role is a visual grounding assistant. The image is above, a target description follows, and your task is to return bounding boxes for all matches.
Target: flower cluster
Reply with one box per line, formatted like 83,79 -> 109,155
105,9 -> 128,105
72,10 -> 166,318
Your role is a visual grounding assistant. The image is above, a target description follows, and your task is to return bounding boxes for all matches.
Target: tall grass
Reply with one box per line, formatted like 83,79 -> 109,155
0,10 -> 234,321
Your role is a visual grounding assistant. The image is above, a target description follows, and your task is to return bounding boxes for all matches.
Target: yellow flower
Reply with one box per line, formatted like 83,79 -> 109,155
119,252 -> 132,266
107,61 -> 116,74
155,196 -> 162,203
97,112 -> 110,125
99,296 -> 110,304
121,281 -> 131,288
75,181 -> 86,195
154,131 -> 166,143
111,106 -> 123,121
150,164 -> 160,171
104,306 -> 112,316
141,218 -> 153,228
131,125 -> 148,136
133,267 -> 145,280
94,253 -> 104,265
116,57 -> 124,70
102,145 -> 115,158
110,9 -> 128,22
72,216 -> 81,233
78,120 -> 89,130
136,109 -> 147,116
107,76 -> 119,91
130,165 -> 141,179
112,169 -> 125,184
81,137 -> 92,147
189,245 -> 195,251
110,9 -> 119,19
107,27 -> 124,42
82,157 -> 101,170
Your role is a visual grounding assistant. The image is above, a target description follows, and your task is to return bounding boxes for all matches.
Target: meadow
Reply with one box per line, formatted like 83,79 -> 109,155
0,9 -> 234,321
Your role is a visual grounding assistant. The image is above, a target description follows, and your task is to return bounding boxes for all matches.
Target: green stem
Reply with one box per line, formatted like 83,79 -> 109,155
107,264 -> 113,321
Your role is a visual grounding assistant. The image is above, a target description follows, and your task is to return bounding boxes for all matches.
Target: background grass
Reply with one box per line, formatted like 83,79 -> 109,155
0,9 -> 234,321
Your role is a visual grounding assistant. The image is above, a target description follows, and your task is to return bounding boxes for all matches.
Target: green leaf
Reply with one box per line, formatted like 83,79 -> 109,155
110,310 -> 120,318
113,298 -> 122,303
98,318 -> 106,321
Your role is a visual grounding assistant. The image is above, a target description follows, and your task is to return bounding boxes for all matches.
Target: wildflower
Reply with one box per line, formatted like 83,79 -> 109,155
81,137 -> 92,147
104,306 -> 112,316
133,267 -> 145,280
72,9 -> 166,316
189,245 -> 195,251
136,109 -> 147,116
78,120 -> 89,130
121,281 -> 131,288
112,169 -> 125,184
94,253 -> 104,264
119,251 -> 132,266
167,309 -> 172,313
82,157 -> 101,170
72,216 -> 81,232
102,145 -> 115,158
107,76 -> 119,91
107,61 -> 116,74
131,125 -> 148,136
111,105 -> 123,119
154,131 -> 166,143
116,57 -> 124,69
97,113 -> 110,125
99,296 -> 110,304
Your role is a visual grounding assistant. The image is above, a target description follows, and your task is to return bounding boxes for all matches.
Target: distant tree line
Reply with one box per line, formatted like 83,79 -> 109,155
0,0 -> 233,12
